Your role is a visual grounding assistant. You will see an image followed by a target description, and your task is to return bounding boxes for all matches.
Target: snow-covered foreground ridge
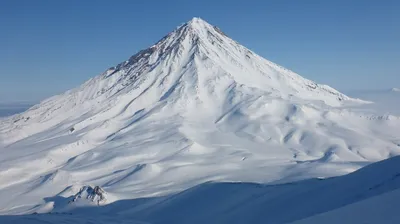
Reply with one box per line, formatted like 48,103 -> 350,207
0,17 -> 399,218
2,155 -> 400,224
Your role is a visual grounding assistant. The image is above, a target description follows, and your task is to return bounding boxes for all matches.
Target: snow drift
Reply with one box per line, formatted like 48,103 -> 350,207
2,155 -> 400,223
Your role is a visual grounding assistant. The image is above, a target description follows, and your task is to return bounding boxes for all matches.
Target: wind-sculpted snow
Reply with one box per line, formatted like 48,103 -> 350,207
2,156 -> 400,224
0,17 -> 399,221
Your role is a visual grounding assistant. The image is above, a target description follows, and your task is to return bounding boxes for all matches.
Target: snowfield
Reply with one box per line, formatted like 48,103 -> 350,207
0,18 -> 399,223
1,156 -> 400,223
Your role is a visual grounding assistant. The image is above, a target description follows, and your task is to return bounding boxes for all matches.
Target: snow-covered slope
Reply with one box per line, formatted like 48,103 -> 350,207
2,155 -> 400,224
291,189 -> 400,224
0,213 -> 146,224
114,155 -> 400,224
0,17 -> 399,219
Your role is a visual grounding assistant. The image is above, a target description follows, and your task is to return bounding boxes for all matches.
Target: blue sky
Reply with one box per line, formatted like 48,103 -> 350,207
1,0 -> 399,102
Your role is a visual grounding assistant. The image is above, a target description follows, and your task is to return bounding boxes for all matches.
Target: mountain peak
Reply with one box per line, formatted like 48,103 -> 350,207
185,17 -> 214,29
187,17 -> 207,24
180,17 -> 223,38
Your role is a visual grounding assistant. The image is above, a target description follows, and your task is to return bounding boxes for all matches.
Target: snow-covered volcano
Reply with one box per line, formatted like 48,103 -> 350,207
0,18 -> 399,215
0,17 -> 356,145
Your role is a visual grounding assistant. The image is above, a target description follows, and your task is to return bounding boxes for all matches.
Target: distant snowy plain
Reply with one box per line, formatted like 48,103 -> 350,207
0,102 -> 32,118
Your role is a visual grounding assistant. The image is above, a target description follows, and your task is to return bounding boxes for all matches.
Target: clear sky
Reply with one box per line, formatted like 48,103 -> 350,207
1,0 -> 399,102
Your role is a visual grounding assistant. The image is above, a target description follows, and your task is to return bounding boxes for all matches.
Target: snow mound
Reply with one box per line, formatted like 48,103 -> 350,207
70,186 -> 107,206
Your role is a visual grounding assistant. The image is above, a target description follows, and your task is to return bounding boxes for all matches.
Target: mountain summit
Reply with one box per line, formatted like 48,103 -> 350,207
0,18 -> 399,215
97,16 -> 350,108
